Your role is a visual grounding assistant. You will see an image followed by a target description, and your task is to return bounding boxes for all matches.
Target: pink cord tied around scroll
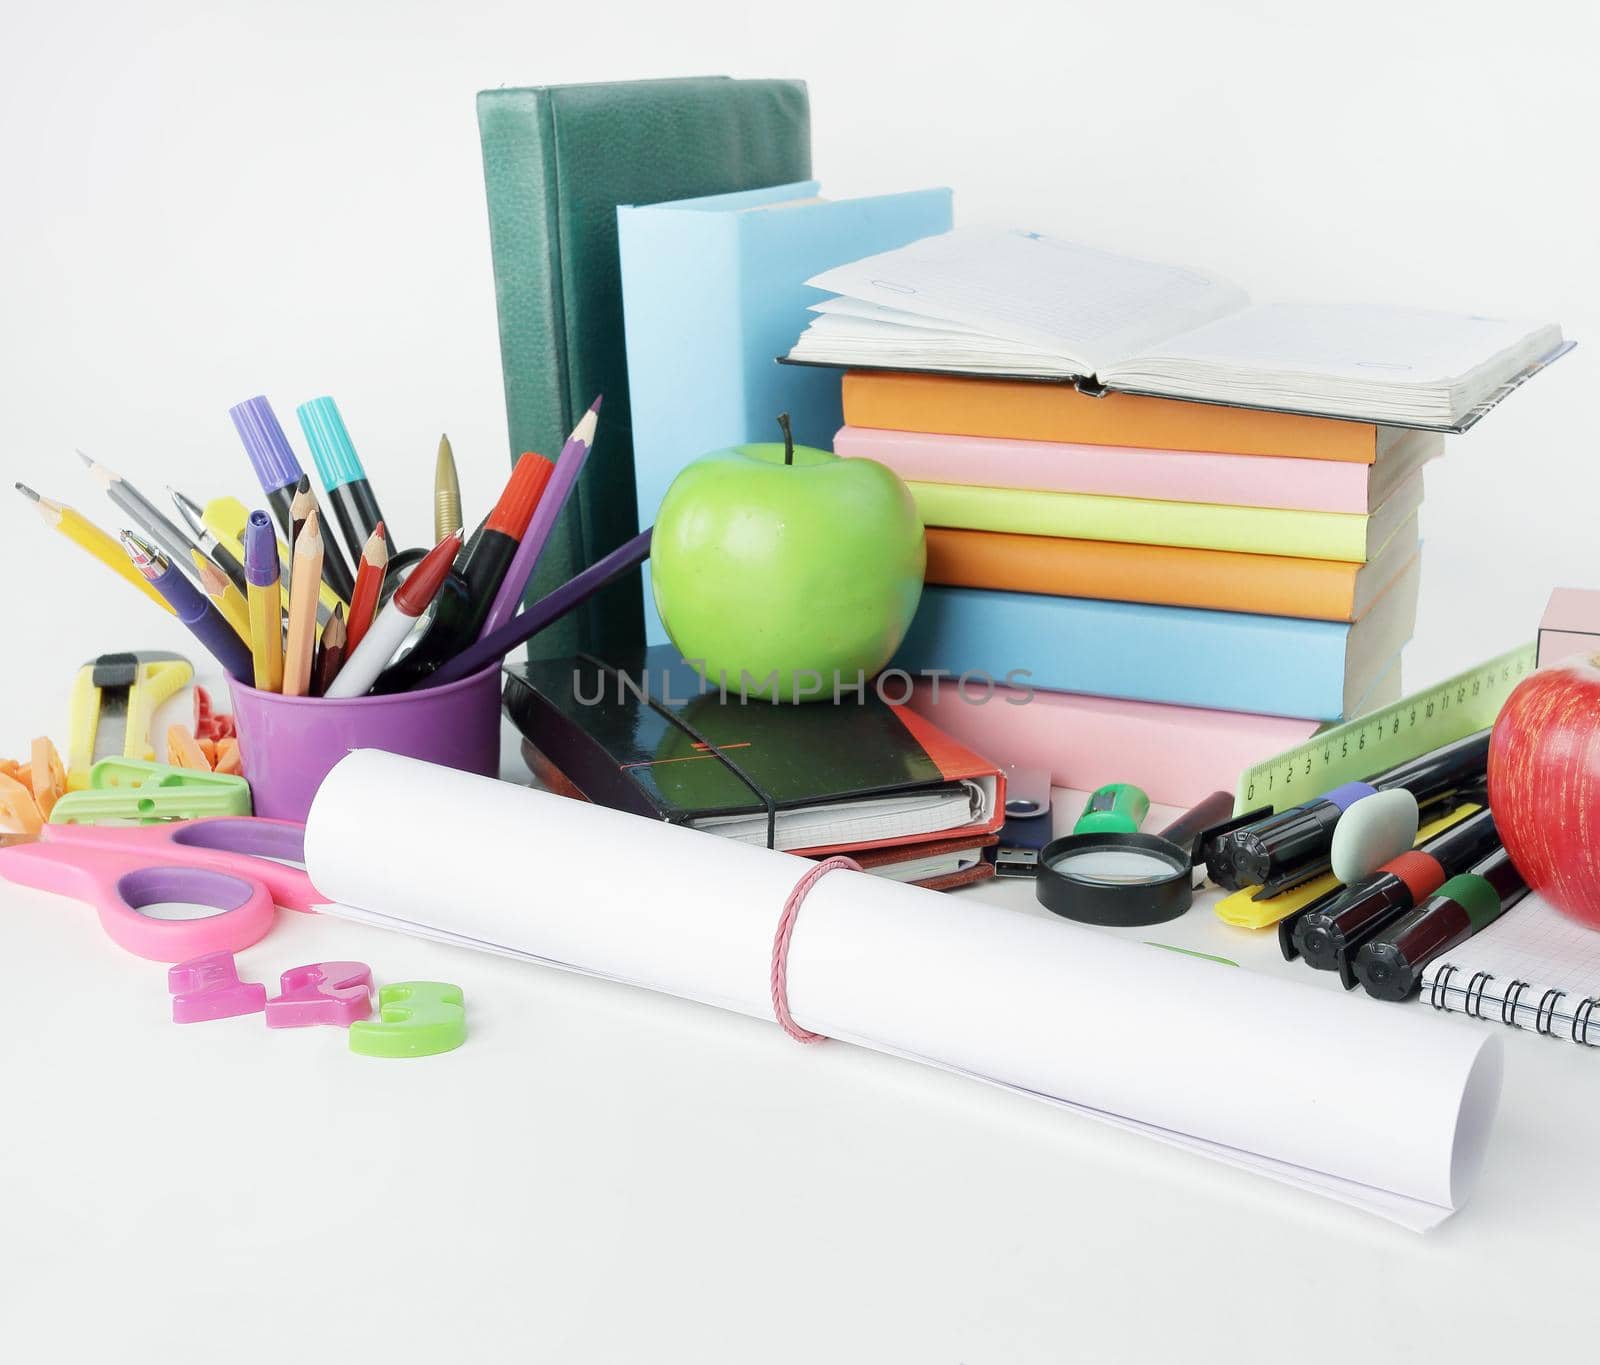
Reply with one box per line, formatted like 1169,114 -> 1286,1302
770,856 -> 861,1044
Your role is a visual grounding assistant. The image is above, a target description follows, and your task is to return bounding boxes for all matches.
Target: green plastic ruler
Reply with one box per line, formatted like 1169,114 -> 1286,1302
1234,642 -> 1537,815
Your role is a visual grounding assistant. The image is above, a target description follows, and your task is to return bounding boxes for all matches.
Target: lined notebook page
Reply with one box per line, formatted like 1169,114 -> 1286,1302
1421,894 -> 1600,1045
804,227 -> 1249,370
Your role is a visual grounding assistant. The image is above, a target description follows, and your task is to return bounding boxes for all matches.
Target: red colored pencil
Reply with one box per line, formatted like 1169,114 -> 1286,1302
345,521 -> 388,656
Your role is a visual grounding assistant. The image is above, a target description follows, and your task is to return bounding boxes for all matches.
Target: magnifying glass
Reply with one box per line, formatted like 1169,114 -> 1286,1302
1036,788 -> 1236,926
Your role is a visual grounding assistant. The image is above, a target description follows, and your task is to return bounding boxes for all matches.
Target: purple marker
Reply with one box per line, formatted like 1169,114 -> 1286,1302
1203,729 -> 1490,894
121,531 -> 255,681
228,395 -> 355,602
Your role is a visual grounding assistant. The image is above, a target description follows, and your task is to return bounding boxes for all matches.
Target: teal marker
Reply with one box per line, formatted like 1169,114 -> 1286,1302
296,396 -> 397,568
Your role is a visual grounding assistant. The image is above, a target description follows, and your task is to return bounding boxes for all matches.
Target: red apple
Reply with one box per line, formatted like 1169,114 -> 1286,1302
1488,653 -> 1600,929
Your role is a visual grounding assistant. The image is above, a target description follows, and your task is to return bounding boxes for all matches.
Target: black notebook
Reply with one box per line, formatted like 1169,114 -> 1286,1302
502,646 -> 1004,854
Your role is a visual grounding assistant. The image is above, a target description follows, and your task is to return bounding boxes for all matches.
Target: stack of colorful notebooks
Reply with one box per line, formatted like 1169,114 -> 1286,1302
836,370 -> 1439,805
779,226 -> 1569,804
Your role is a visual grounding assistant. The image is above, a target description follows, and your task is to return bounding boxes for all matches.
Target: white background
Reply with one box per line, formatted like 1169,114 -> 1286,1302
2,1 -> 1599,1360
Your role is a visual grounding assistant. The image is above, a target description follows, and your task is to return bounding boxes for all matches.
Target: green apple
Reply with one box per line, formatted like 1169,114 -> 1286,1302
652,415 -> 926,703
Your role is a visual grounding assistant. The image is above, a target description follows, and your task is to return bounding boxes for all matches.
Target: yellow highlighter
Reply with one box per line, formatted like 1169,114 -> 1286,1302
242,507 -> 284,693
202,495 -> 344,624
16,484 -> 175,614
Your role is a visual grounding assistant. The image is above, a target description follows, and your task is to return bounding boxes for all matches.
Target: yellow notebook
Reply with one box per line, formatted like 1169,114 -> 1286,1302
908,469 -> 1423,562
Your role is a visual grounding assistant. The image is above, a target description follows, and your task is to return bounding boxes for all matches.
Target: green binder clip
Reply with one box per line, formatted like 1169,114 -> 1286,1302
48,758 -> 252,826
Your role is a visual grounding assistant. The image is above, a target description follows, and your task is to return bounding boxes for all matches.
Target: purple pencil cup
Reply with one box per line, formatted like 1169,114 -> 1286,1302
228,666 -> 502,821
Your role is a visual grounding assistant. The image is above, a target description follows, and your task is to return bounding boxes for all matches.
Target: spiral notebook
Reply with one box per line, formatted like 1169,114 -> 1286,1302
1421,894 -> 1600,1046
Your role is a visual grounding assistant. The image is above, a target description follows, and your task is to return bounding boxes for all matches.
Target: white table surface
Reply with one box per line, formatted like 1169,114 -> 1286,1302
3,659 -> 1598,1365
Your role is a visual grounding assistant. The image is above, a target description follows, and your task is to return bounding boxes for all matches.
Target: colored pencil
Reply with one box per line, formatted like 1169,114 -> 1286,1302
325,531 -> 461,698
479,396 -> 601,636
311,604 -> 348,698
120,532 -> 255,680
345,522 -> 389,656
426,527 -> 651,689
191,551 -> 252,644
243,510 -> 284,693
282,508 -> 324,697
435,434 -> 463,541
15,482 -> 174,613
288,474 -> 315,588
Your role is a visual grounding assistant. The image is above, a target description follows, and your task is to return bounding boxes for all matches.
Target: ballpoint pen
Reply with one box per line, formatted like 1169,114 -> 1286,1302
171,487 -> 250,596
120,532 -> 254,679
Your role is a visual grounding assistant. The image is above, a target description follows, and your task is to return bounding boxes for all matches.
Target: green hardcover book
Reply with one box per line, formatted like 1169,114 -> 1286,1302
477,77 -> 812,658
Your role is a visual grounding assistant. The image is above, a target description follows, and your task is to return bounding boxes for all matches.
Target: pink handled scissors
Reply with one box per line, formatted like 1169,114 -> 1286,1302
0,818 -> 316,961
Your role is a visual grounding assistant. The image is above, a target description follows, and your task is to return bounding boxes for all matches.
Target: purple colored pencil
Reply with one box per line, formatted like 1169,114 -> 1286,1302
423,527 -> 652,689
478,396 -> 602,638
121,531 -> 256,680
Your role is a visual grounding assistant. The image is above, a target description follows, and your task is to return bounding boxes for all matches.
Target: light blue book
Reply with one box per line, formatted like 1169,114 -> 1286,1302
892,558 -> 1420,721
619,181 -> 953,643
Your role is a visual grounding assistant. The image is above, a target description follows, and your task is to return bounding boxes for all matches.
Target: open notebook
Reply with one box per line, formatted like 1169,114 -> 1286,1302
785,227 -> 1568,429
1421,893 -> 1600,1046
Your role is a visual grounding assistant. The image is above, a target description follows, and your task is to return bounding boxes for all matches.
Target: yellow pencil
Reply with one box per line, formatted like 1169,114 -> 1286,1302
282,508 -> 324,697
191,551 -> 252,645
16,482 -> 175,613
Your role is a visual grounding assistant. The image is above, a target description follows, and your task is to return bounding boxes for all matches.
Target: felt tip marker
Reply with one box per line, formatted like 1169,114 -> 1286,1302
1354,847 -> 1529,1002
121,532 -> 255,681
1292,808 -> 1501,973
228,394 -> 357,602
1205,781 -> 1377,893
324,531 -> 462,699
1203,729 -> 1491,894
372,451 -> 553,692
296,396 -> 397,565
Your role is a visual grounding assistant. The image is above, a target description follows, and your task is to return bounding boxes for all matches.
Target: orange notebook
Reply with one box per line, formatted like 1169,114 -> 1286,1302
842,370 -> 1384,463
924,521 -> 1419,622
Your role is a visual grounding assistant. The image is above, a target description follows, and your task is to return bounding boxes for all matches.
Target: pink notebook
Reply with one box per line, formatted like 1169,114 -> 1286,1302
907,682 -> 1331,808
835,426 -> 1440,515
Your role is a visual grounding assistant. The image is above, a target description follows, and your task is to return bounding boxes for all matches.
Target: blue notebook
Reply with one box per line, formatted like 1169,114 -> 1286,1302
619,181 -> 953,644
892,559 -> 1420,720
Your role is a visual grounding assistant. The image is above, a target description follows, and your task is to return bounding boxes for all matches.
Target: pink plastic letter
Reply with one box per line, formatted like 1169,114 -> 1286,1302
168,951 -> 267,1024
264,962 -> 373,1029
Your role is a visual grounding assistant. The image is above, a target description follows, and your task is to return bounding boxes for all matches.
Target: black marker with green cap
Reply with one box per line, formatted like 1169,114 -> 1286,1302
1353,847 -> 1529,1002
